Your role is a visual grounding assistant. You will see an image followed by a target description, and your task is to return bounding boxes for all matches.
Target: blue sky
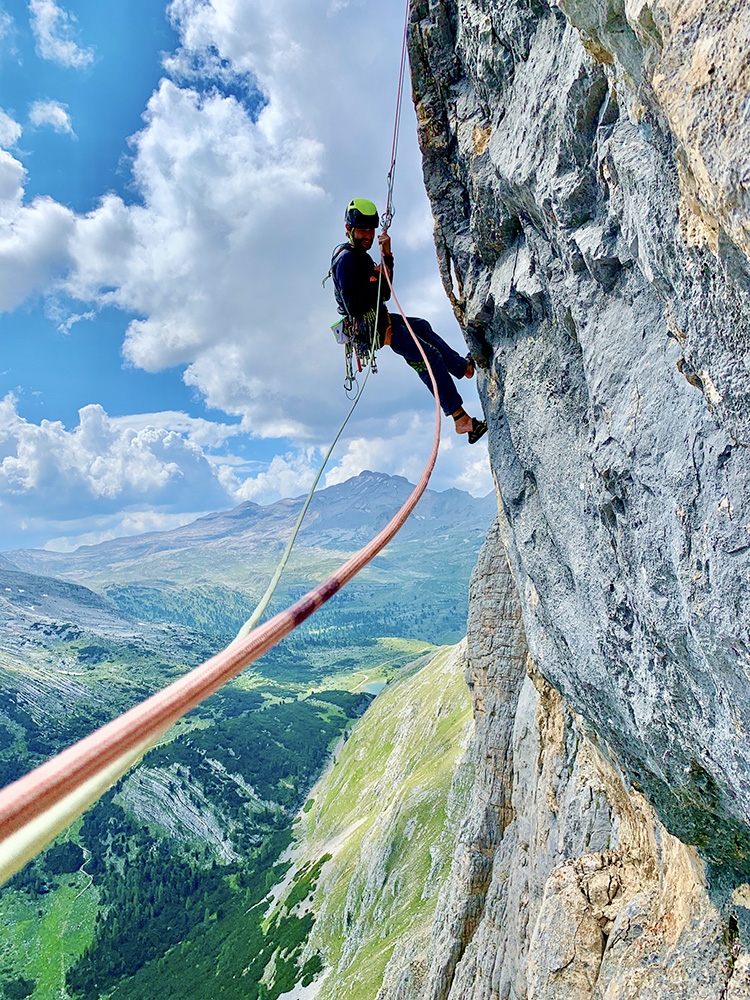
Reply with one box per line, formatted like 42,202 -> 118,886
1,0 -> 222,427
0,0 -> 489,552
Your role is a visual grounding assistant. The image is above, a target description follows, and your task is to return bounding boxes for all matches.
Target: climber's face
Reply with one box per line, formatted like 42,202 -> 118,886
347,225 -> 375,250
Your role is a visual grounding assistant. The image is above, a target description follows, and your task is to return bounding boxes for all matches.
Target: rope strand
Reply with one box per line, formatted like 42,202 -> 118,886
0,0 -> 429,884
233,361 -> 376,642
383,1 -> 410,231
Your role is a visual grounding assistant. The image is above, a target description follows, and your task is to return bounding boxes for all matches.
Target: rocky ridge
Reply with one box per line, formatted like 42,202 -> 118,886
377,520 -> 749,998
371,0 -> 750,995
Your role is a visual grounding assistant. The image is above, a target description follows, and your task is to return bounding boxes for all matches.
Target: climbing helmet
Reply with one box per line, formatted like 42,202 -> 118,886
345,198 -> 379,230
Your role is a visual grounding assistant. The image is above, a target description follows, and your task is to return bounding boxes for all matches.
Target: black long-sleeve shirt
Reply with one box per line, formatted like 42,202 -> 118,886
331,243 -> 394,337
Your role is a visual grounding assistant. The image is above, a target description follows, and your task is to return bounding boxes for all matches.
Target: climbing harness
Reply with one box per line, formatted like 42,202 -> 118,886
324,251 -> 380,387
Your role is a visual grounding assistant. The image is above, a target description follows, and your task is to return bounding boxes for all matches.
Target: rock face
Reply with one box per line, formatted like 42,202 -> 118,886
381,0 -> 750,994
377,522 -> 749,998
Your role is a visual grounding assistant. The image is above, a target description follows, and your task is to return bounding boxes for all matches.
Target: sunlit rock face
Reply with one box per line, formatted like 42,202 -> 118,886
374,525 -> 750,997
392,0 -> 750,994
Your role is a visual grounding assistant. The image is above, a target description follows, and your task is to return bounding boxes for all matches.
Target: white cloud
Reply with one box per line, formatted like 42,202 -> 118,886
28,0 -> 94,69
0,394 -> 322,547
0,108 -> 21,148
324,413 -> 493,498
62,0 -> 448,440
29,99 -> 75,135
0,148 -> 75,311
0,1 -> 492,547
56,308 -> 94,333
8,0 -> 471,436
224,448 -> 320,503
0,8 -> 14,44
400,200 -> 437,250
0,393 -> 231,516
107,409 -> 243,450
0,147 -> 23,201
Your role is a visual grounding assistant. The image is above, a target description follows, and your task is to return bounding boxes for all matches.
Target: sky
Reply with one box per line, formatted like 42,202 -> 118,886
0,0 -> 491,552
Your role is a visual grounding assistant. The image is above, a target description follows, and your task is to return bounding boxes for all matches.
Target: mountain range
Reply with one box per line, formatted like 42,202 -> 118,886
8,470 -> 494,586
0,472 -> 495,1000
5,470 -> 496,647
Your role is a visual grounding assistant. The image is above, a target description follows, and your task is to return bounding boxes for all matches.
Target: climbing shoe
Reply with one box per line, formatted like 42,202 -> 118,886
468,418 -> 487,444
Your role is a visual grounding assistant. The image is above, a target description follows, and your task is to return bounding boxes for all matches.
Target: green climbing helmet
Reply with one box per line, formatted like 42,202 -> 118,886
345,197 -> 379,230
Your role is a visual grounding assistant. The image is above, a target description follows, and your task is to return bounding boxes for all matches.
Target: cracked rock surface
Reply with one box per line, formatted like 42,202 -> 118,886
376,0 -> 750,994
408,0 -> 750,891
378,526 -> 749,998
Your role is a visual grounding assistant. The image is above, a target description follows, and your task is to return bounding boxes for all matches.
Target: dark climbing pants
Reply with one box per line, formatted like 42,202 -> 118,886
388,314 -> 467,417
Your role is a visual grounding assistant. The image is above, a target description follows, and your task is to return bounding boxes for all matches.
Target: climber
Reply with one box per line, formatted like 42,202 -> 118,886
330,198 -> 487,444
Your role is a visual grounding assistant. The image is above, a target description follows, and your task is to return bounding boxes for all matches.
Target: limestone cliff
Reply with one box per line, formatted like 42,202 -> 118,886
379,0 -> 750,995
378,520 -> 749,998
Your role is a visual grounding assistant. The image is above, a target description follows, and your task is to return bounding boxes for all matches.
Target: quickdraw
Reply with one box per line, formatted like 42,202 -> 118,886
335,311 -> 378,388
344,341 -> 356,393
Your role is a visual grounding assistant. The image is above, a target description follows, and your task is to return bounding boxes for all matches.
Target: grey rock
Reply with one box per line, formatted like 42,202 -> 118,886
408,0 -> 750,895
380,579 -> 749,997
373,5 -> 750,991
417,517 -> 529,1000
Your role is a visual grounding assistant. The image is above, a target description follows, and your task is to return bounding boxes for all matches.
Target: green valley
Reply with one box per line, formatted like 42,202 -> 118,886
269,643 -> 474,1000
0,473 -> 493,999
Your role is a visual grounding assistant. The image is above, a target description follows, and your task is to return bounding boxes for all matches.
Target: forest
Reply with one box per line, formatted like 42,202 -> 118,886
2,688 -> 371,1000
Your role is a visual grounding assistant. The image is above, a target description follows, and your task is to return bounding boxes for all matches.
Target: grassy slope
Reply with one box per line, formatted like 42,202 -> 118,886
0,641 -> 437,1000
0,819 -> 98,1000
280,643 -> 474,1000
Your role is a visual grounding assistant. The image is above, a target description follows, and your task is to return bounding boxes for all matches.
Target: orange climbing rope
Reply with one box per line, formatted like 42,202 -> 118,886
0,3 -> 437,883
0,301 -> 441,885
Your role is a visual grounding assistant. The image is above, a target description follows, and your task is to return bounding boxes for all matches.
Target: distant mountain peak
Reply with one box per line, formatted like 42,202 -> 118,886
6,472 -> 495,583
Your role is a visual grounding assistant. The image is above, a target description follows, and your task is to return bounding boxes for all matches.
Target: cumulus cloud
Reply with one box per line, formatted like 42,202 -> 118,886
0,394 -> 325,548
29,99 -> 75,135
107,409 -> 244,452
226,449 -> 320,503
0,393 -> 232,518
0,387 -> 491,550
0,149 -> 75,311
0,108 -> 21,148
0,0 -> 491,547
63,0 -> 460,439
324,413 -> 493,498
0,146 -> 23,201
28,0 -> 94,68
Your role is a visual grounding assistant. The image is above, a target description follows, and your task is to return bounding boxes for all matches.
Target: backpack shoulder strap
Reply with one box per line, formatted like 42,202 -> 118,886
322,243 -> 352,288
